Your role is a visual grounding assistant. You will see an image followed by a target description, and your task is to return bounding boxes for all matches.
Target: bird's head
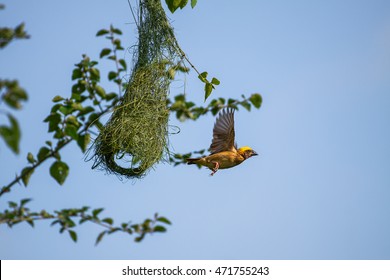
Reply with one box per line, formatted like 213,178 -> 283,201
237,146 -> 258,159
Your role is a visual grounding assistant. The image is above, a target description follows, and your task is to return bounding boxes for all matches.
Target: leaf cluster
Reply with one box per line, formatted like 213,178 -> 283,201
0,6 -> 29,155
165,0 -> 197,13
0,6 -> 30,48
169,92 -> 262,123
0,62 -> 28,155
0,199 -> 171,245
0,22 -> 30,48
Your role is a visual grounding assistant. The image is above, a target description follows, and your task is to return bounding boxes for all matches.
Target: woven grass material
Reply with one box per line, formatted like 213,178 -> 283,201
92,0 -> 182,179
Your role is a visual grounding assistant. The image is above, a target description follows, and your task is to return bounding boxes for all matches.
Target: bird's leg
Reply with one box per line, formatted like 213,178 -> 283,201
210,162 -> 220,176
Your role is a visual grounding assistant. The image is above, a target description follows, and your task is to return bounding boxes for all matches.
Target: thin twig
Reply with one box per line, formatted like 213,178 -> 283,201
110,29 -> 123,95
127,0 -> 140,30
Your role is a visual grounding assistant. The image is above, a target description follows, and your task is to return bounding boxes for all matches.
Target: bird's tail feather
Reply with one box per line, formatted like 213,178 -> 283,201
186,158 -> 201,165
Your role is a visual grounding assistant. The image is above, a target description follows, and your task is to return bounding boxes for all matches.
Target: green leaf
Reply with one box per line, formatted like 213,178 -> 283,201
52,131 -> 63,139
95,231 -> 106,246
49,161 -> 69,185
174,94 -> 185,102
111,26 -> 122,35
89,60 -> 98,67
76,133 -> 90,153
153,225 -> 167,232
204,82 -> 213,101
241,100 -> 251,111
211,106 -> 219,116
198,71 -> 208,83
50,104 -> 61,113
40,210 -> 52,218
71,102 -> 82,112
249,93 -> 262,109
105,93 -> 118,101
157,217 -> 172,225
200,71 -> 208,78
108,71 -> 117,81
165,0 -> 190,12
52,95 -> 64,102
69,230 -> 77,242
135,233 -> 146,243
27,152 -> 35,164
165,0 -> 175,13
27,220 -> 34,228
44,113 -> 61,132
95,85 -> 106,98
14,22 -> 28,37
227,98 -> 236,105
21,167 -> 34,186
71,68 -> 82,80
119,59 -> 127,71
79,217 -> 89,224
71,82 -> 86,94
0,80 -> 28,109
59,104 -> 74,115
20,198 -> 32,206
8,201 -> 18,208
70,102 -> 82,111
96,29 -> 109,36
0,114 -> 20,154
102,218 -> 113,225
99,48 -> 111,58
191,0 -> 197,8
89,68 -> 100,81
179,0 -> 188,9
92,208 -> 104,218
65,115 -> 79,126
78,106 -> 95,116
64,124 -> 79,140
211,77 -> 220,85
37,146 -> 51,161
59,104 -> 75,116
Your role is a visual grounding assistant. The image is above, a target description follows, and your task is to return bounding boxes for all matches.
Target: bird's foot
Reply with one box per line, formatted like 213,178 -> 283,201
210,162 -> 219,176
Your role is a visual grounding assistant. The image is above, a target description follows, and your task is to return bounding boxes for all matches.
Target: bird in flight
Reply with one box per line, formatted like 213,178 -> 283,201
187,108 -> 258,175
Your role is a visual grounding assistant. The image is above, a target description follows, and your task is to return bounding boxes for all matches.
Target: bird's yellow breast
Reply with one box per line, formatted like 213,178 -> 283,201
199,151 -> 245,170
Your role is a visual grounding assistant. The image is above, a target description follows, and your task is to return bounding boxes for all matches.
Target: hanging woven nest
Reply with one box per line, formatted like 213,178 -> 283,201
91,0 -> 183,179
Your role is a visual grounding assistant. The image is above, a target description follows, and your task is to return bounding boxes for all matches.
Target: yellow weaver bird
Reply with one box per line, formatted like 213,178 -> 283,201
187,108 -> 258,176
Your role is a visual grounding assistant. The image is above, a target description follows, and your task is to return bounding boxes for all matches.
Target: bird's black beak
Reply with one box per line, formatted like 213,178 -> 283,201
252,150 -> 258,156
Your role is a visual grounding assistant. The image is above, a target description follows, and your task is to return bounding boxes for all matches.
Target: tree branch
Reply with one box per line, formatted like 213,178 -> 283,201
0,200 -> 171,245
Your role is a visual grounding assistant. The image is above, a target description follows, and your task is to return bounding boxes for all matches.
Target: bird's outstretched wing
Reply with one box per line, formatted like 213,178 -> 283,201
209,108 -> 237,154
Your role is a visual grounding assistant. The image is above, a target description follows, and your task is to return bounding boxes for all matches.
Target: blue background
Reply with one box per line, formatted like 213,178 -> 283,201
1,0 -> 389,259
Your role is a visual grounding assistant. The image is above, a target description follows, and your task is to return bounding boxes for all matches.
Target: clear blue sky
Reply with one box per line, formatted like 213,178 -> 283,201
1,0 -> 390,259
